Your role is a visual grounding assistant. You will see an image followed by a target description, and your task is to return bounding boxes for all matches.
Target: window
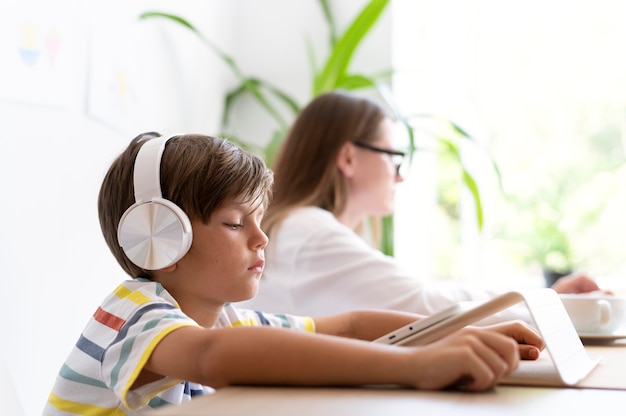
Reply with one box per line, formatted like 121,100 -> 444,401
391,0 -> 626,287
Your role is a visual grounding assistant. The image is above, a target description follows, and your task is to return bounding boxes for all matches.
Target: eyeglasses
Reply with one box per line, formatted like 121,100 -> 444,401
353,141 -> 406,176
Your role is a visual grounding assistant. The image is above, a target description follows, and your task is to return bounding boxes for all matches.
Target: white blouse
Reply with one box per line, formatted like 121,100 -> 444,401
238,207 -> 530,324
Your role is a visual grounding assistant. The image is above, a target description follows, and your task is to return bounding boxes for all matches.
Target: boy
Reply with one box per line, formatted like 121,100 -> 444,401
44,133 -> 543,415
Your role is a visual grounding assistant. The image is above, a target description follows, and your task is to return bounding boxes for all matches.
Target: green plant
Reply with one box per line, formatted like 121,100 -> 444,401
529,212 -> 575,274
505,169 -> 610,277
139,0 -> 498,255
141,0 -> 390,163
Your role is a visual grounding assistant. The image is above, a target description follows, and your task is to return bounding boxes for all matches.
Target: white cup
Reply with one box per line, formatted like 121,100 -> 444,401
560,294 -> 626,334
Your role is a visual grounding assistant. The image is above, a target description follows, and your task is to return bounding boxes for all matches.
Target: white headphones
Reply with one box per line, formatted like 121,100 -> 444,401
117,135 -> 193,270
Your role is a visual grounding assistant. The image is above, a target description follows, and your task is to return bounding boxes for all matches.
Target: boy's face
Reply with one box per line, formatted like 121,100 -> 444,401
165,197 -> 268,309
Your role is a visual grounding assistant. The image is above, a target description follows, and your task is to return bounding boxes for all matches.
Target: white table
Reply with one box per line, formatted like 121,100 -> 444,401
146,384 -> 625,416
147,343 -> 626,416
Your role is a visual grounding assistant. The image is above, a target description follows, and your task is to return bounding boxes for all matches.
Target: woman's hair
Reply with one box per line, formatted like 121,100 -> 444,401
98,132 -> 274,278
263,91 -> 389,234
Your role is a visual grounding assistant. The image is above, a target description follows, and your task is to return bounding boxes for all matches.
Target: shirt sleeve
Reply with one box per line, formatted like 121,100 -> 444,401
100,302 -> 199,411
221,304 -> 315,333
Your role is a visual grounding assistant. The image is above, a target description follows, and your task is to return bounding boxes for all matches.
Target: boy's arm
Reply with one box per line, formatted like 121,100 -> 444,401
141,322 -> 541,392
142,325 -> 413,389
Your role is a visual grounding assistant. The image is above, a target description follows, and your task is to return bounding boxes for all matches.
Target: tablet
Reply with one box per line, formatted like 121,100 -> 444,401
374,291 -> 526,347
373,301 -> 481,346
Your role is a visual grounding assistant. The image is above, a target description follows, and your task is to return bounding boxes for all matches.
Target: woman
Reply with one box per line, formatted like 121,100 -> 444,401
237,91 -> 601,318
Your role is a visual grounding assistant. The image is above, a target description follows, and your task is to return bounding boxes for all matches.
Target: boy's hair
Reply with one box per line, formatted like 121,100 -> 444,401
98,132 -> 274,278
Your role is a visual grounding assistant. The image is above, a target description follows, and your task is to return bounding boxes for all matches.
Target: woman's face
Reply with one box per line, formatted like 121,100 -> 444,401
341,118 -> 404,223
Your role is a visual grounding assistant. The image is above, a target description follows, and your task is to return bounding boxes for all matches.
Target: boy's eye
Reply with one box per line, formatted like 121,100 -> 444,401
225,223 -> 243,230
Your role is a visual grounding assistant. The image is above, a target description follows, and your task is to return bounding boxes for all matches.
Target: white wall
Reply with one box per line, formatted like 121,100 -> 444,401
0,1 -> 389,414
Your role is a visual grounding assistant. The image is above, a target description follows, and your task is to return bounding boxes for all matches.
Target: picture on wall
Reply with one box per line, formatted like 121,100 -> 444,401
0,1 -> 73,107
86,4 -> 176,135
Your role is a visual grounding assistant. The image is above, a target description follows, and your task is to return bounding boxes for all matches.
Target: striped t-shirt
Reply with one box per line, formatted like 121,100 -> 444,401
44,278 -> 315,415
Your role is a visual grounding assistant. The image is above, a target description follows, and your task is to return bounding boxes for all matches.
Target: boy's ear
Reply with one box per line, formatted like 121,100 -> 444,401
160,264 -> 177,273
337,142 -> 356,178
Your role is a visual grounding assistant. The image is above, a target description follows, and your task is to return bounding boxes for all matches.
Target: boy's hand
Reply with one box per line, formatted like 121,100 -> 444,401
479,320 -> 545,360
403,321 -> 543,391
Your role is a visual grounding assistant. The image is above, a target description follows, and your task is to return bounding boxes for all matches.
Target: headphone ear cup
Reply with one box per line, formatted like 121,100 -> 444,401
117,198 -> 192,270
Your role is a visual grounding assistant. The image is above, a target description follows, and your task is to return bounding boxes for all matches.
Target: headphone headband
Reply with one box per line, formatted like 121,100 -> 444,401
133,136 -> 170,203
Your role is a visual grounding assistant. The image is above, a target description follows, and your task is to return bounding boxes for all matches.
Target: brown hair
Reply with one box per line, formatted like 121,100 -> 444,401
98,132 -> 274,278
263,91 -> 389,234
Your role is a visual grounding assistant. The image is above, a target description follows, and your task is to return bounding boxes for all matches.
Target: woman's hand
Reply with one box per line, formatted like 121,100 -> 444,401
551,272 -> 609,294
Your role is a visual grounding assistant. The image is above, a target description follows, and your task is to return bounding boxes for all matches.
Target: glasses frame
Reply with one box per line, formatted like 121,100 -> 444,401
353,141 -> 406,176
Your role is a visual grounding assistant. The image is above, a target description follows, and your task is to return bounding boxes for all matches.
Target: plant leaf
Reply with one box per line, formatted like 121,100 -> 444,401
335,73 -> 377,90
438,137 -> 484,230
318,0 -> 338,46
314,0 -> 389,94
140,12 -> 241,77
141,11 -> 299,135
264,129 -> 288,167
462,169 -> 484,230
222,84 -> 248,127
380,215 -> 394,256
222,78 -> 300,133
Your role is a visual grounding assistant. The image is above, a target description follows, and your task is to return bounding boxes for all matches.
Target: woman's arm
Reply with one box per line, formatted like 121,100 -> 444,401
143,322 -> 542,392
